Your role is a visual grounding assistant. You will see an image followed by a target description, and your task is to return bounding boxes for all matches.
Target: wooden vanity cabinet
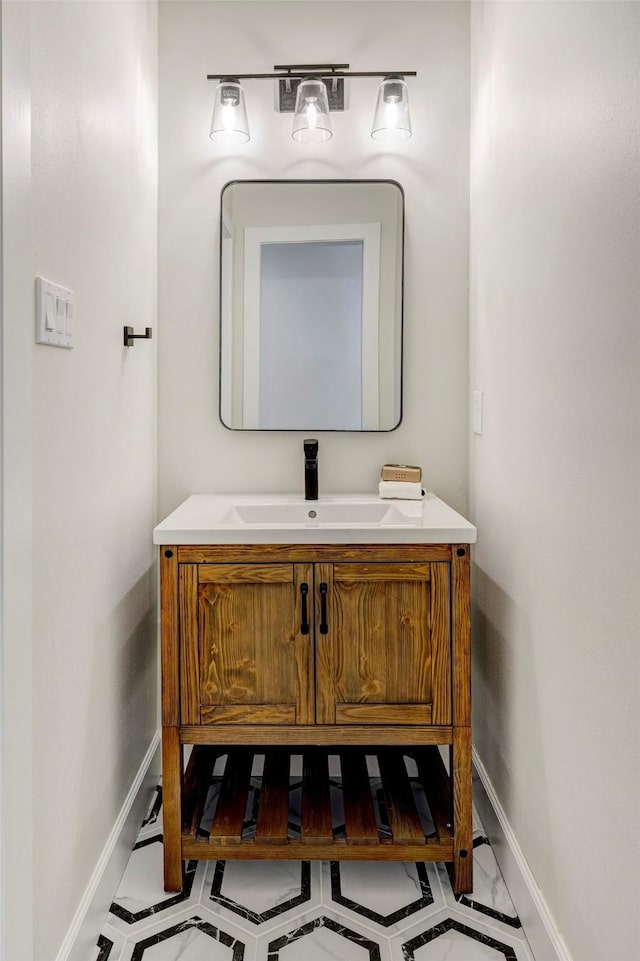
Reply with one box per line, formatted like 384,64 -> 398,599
315,560 -> 451,726
179,561 -> 314,726
160,543 -> 472,896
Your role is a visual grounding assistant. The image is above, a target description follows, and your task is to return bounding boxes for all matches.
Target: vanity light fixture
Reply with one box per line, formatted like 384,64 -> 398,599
207,64 -> 416,144
292,77 -> 332,143
209,77 -> 250,144
371,75 -> 412,141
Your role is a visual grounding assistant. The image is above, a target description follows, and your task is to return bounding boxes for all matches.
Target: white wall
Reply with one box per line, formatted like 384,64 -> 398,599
28,2 -> 158,957
1,6 -> 35,959
469,3 -> 640,959
158,0 -> 470,516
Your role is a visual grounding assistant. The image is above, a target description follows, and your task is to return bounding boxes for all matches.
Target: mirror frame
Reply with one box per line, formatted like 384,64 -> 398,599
218,179 -> 405,432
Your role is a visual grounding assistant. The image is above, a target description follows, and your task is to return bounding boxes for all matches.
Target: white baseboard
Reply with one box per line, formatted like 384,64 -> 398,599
56,731 -> 161,961
472,747 -> 573,961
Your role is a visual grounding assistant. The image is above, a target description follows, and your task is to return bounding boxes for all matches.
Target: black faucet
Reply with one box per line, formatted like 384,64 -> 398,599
303,439 -> 319,501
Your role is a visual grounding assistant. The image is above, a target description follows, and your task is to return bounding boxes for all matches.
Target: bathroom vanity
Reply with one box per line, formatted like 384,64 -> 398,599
154,493 -> 476,894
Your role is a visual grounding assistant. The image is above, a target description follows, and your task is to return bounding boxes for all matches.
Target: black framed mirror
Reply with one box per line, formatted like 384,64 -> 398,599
219,180 -> 404,431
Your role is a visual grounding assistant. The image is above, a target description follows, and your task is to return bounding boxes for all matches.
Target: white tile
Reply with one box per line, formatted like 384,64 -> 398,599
202,860 -> 322,937
137,788 -> 163,841
327,861 -> 434,920
464,843 -> 519,920
213,860 -> 309,917
111,840 -> 192,918
390,909 -> 532,961
93,926 -> 125,961
472,804 -> 484,837
125,919 -> 239,960
270,920 -> 379,960
406,927 -> 512,959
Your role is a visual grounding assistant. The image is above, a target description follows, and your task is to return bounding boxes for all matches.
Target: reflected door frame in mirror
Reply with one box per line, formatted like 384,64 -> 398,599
219,180 -> 404,432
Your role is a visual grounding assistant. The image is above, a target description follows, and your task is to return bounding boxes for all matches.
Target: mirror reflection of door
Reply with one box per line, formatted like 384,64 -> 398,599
258,240 -> 364,430
243,223 -> 381,430
219,181 -> 403,431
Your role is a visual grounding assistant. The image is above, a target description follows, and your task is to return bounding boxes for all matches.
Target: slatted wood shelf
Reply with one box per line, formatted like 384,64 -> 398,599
179,745 -> 454,862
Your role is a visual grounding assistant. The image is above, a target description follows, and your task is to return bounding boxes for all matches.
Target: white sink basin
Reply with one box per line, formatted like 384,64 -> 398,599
224,501 -> 410,527
153,494 -> 477,545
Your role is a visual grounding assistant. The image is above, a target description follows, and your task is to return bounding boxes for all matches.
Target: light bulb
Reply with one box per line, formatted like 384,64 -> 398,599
371,76 -> 412,142
292,77 -> 332,143
210,79 -> 250,144
304,99 -> 319,129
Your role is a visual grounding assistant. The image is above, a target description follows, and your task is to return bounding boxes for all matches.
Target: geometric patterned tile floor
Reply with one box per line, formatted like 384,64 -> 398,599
93,784 -> 538,961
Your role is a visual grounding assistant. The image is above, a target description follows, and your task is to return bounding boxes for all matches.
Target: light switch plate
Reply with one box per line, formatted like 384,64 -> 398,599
36,277 -> 75,349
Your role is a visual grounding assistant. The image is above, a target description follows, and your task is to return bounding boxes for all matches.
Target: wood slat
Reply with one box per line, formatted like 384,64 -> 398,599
430,563 -> 452,724
301,749 -> 332,844
255,749 -> 291,844
162,726 -> 183,891
452,548 -> 471,727
179,565 -> 200,725
174,745 -> 460,867
378,750 -> 425,844
180,724 -> 454,745
414,746 -> 453,844
182,838 -> 454,862
451,727 -> 473,892
178,544 -> 453,564
333,563 -> 430,582
392,577 -> 431,705
340,751 -> 379,844
200,704 -> 295,725
209,749 -> 253,845
182,745 -> 218,837
336,704 -> 432,725
199,564 -> 294,584
160,548 -> 179,726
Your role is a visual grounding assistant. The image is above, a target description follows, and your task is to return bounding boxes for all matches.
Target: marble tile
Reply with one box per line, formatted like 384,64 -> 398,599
454,839 -> 521,928
402,918 -> 518,961
391,914 -> 529,961
90,933 -> 114,961
136,788 -> 163,843
326,861 -> 439,929
109,837 -> 200,924
265,915 -> 384,961
208,860 -> 313,924
123,916 -> 245,961
93,926 -> 125,961
401,919 -> 518,959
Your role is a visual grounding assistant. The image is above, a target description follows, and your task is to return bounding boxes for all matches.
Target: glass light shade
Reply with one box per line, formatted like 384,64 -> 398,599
292,78 -> 332,143
210,80 -> 250,144
371,76 -> 412,142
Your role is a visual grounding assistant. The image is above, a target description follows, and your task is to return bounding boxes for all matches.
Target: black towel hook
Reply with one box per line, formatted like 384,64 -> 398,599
124,326 -> 152,347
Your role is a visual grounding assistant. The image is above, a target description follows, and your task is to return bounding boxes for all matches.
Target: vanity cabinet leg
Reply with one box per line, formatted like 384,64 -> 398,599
451,726 -> 473,894
162,726 -> 183,892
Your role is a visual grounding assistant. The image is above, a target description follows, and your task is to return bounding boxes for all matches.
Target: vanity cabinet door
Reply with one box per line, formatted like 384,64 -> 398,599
179,563 -> 314,725
315,562 -> 451,725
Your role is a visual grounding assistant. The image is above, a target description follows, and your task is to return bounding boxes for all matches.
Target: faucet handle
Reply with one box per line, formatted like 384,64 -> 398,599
303,438 -> 318,461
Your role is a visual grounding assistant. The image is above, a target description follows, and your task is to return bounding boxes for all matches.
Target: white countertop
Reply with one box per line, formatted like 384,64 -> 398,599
153,493 -> 477,545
